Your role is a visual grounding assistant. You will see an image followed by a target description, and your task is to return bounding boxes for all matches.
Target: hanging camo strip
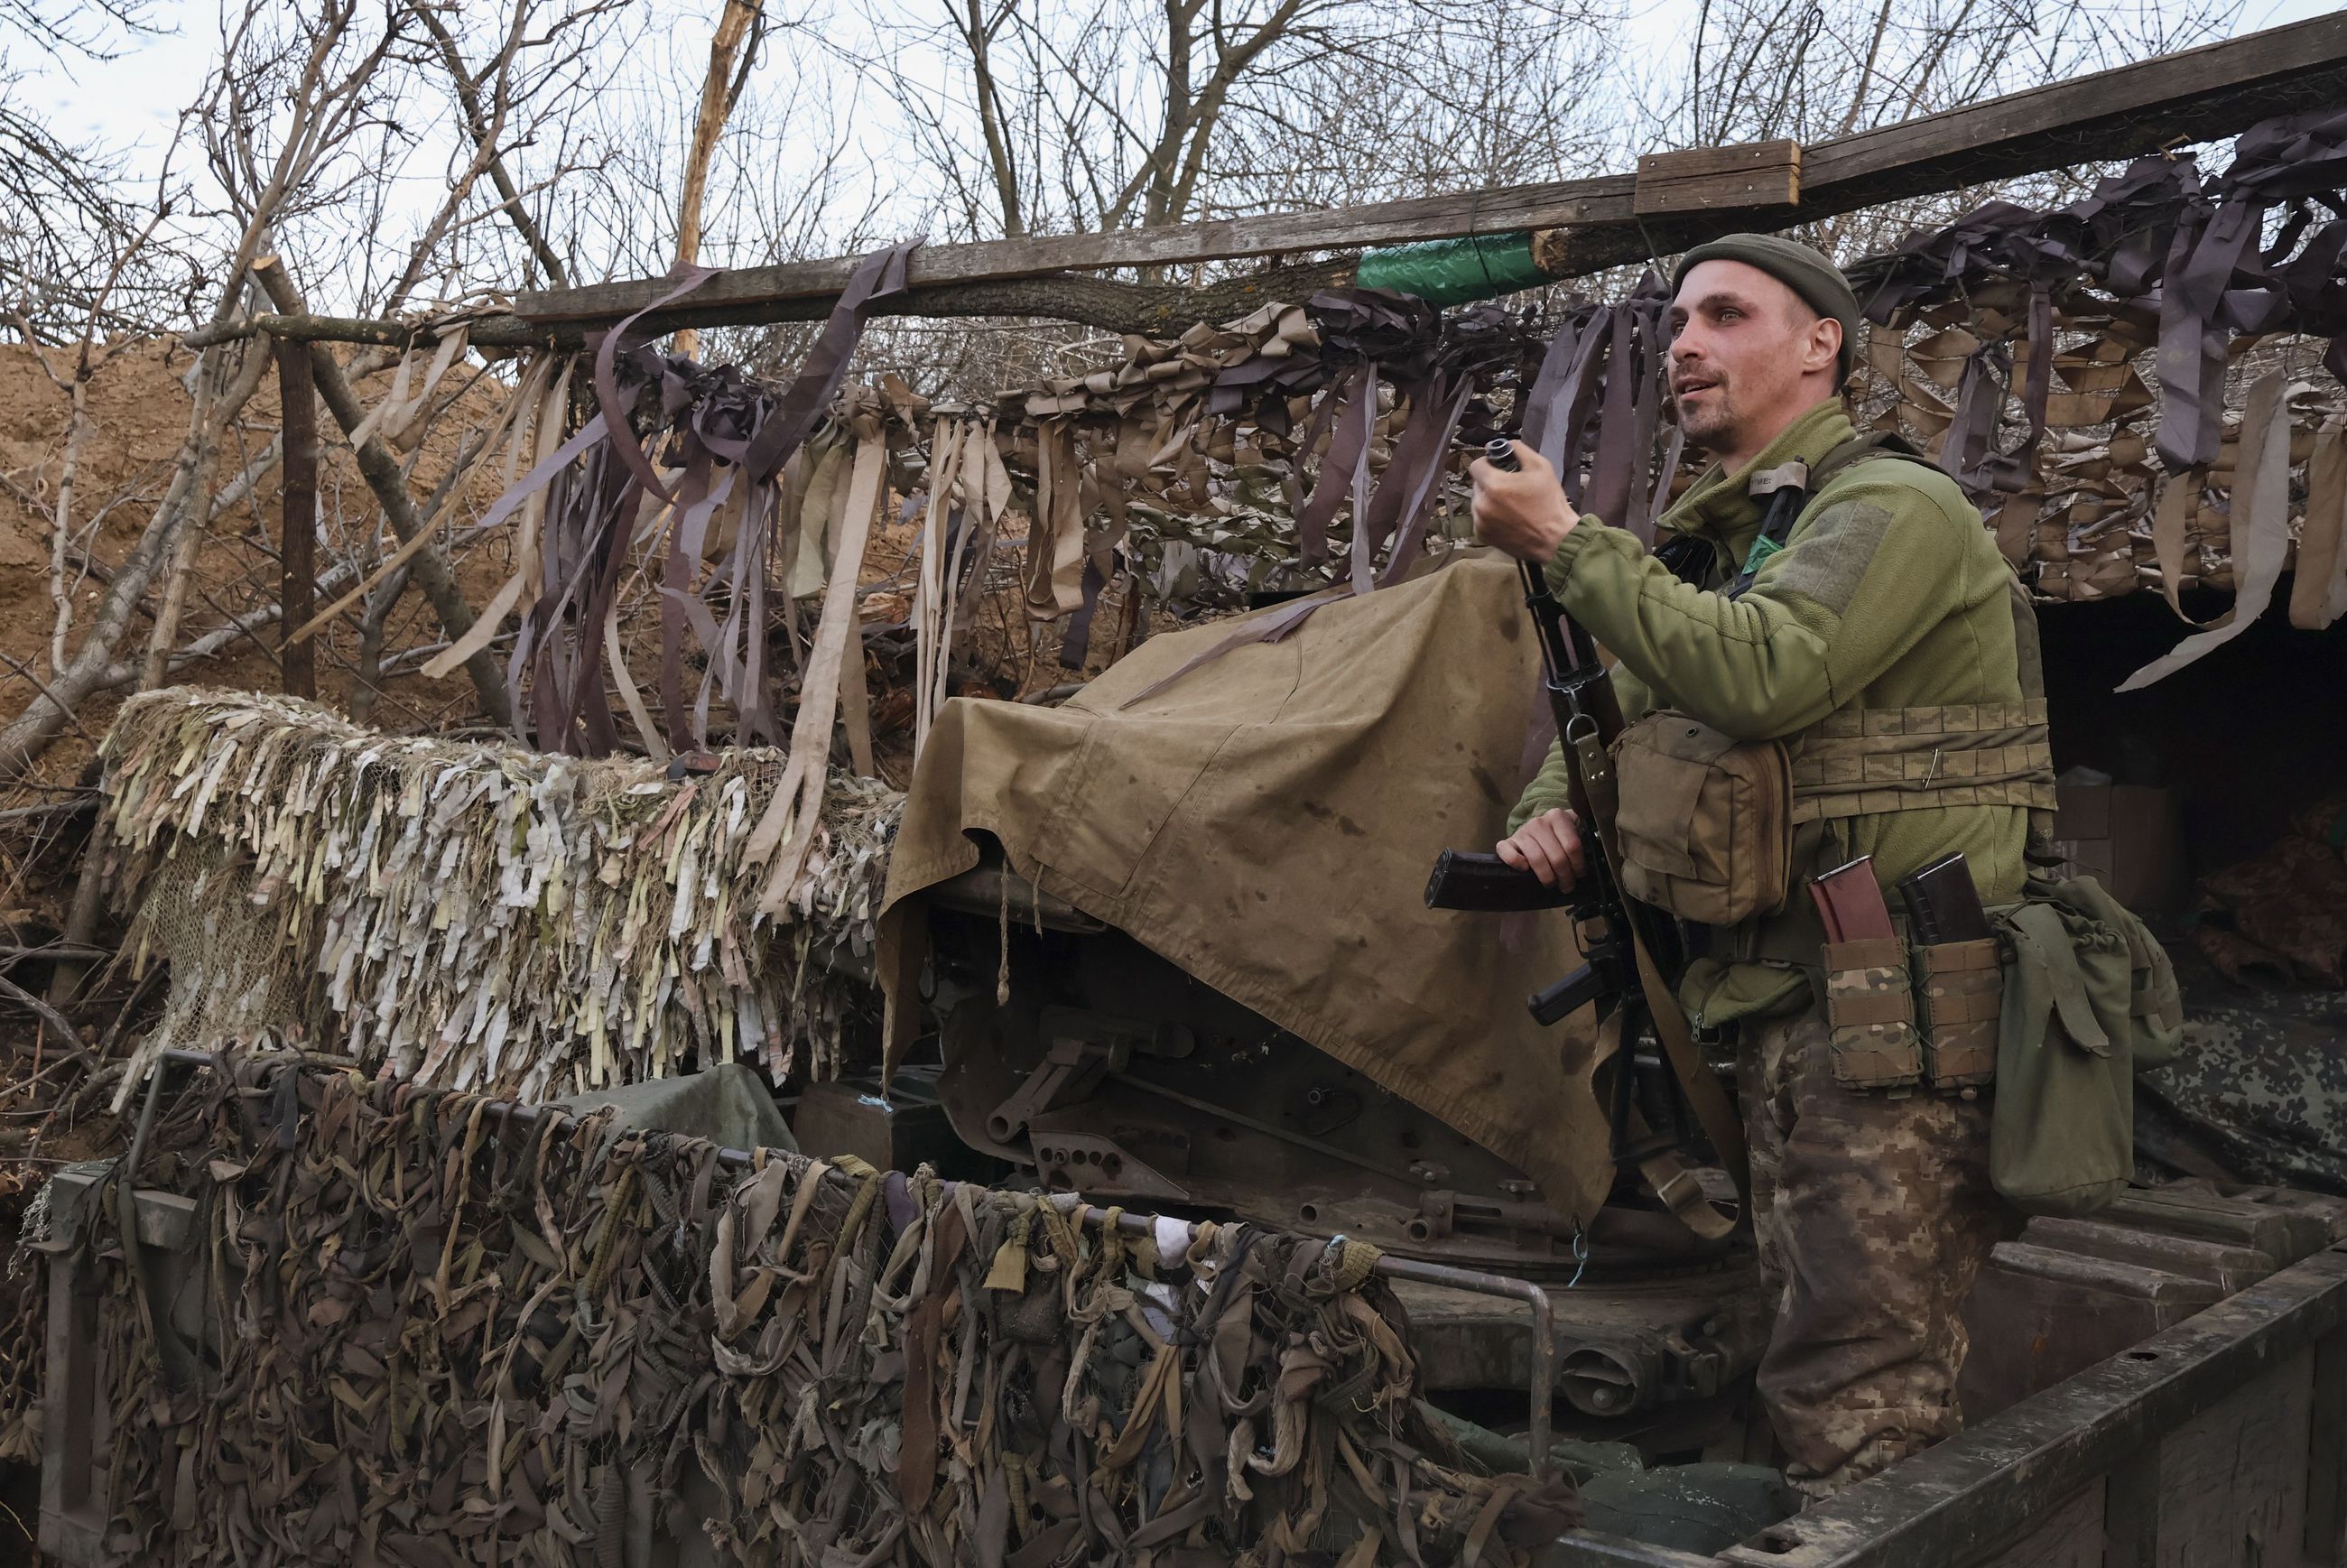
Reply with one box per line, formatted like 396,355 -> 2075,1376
1844,108 -> 2347,677
746,439 -> 887,919
906,414 -> 1015,758
39,1053 -> 1582,1565
96,689 -> 902,1104
450,244 -> 914,758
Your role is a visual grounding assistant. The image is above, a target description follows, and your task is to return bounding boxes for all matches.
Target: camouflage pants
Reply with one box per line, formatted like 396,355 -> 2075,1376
1741,1003 -> 2003,1499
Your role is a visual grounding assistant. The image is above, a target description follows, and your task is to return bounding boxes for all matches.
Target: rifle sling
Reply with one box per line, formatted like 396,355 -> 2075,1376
1629,1118 -> 1736,1241
1635,934 -> 1750,1229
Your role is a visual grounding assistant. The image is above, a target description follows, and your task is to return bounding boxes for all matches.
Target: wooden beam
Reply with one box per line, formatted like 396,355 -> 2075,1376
1635,142 -> 1801,217
515,11 -> 2347,332
515,181 -> 1628,325
185,257 -> 1363,350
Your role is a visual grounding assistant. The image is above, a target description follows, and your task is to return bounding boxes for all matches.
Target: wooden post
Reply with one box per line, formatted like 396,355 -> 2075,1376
276,337 -> 317,699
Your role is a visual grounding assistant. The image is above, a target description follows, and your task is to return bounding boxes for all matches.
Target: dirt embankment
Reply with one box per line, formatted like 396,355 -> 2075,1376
1,340 -> 193,678
1,339 -> 524,793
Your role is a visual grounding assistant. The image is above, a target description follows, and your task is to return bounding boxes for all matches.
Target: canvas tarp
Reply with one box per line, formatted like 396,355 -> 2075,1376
878,551 -> 1615,1220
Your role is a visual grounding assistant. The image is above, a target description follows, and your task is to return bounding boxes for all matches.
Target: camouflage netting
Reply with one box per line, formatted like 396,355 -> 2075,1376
35,1054 -> 1578,1565
97,689 -> 903,1103
2138,981 -> 2347,1197
0,1164 -> 46,1468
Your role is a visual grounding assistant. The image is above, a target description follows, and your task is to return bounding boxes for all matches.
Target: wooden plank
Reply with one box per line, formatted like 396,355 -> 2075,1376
1957,1252 -> 2203,1425
1975,1479 -> 2104,1568
1709,1246 -> 2347,1568
2311,1326 -> 2347,1566
2148,1348 -> 2314,1565
2020,1216 -> 2277,1294
1541,1529 -> 1721,1567
38,1170 -> 109,1565
1635,142 -> 1801,216
1803,11 -> 2344,193
2106,1447 -> 2162,1568
515,11 -> 2347,327
1987,1241 -> 2230,1307
2103,1189 -> 2324,1268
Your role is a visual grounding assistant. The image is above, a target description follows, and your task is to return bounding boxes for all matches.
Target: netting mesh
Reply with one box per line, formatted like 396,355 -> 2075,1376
99,689 -> 901,1104
133,836 -> 312,1063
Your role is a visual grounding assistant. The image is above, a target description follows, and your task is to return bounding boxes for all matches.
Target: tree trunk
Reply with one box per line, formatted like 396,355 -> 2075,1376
198,254 -> 1368,352
671,0 -> 762,360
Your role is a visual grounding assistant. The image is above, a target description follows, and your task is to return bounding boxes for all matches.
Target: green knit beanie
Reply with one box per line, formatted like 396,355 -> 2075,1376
1671,233 -> 1860,384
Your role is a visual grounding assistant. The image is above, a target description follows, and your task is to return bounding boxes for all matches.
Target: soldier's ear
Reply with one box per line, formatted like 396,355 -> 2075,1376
1812,316 -> 1844,378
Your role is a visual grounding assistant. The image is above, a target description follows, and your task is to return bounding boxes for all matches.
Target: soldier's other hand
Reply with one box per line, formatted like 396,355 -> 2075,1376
1470,441 -> 1581,563
1497,807 -> 1586,890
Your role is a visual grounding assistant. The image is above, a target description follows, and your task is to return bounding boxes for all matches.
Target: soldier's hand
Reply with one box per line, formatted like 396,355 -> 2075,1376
1496,807 -> 1586,890
1470,441 -> 1581,563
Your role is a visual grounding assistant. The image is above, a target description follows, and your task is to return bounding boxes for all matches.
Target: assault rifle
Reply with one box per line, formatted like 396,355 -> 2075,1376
1426,439 -> 1749,1209
1424,437 -> 1666,1026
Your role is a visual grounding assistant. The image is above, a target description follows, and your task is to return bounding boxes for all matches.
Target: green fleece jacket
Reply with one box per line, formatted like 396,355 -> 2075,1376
1507,399 -> 2033,1024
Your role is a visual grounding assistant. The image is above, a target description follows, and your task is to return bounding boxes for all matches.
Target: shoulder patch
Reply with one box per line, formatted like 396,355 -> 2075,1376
1767,498 -> 1896,617
1819,451 -> 1974,515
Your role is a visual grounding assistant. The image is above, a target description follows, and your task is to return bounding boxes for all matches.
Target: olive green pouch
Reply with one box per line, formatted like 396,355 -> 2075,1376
1989,874 -> 2181,1216
2071,877 -> 2183,1070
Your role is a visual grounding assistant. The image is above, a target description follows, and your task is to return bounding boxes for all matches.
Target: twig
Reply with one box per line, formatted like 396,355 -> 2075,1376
0,469 -> 44,512
0,970 -> 85,1057
0,799 -> 95,825
141,343 -> 272,691
412,7 -> 571,292
0,652 -> 94,744
94,966 -> 163,1062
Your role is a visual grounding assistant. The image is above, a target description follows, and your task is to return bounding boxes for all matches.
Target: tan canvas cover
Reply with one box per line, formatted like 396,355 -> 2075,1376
878,552 -> 1614,1220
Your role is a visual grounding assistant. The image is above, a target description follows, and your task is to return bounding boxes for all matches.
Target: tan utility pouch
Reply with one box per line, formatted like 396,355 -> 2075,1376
1914,939 -> 2001,1090
1821,936 -> 1925,1090
1611,712 -> 1793,927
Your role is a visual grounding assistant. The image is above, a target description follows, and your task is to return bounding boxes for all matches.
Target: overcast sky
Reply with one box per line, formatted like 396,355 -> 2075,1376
17,0 -> 2341,278
42,0 -> 2335,159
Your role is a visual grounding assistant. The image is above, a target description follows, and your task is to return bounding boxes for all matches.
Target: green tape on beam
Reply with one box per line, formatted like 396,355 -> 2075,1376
1354,232 -> 1549,307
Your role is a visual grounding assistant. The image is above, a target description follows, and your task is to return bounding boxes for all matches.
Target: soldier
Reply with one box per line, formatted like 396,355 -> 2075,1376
1470,234 -> 2036,1498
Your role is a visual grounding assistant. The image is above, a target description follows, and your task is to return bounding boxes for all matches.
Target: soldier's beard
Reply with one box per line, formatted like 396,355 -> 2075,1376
1674,381 -> 1739,450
